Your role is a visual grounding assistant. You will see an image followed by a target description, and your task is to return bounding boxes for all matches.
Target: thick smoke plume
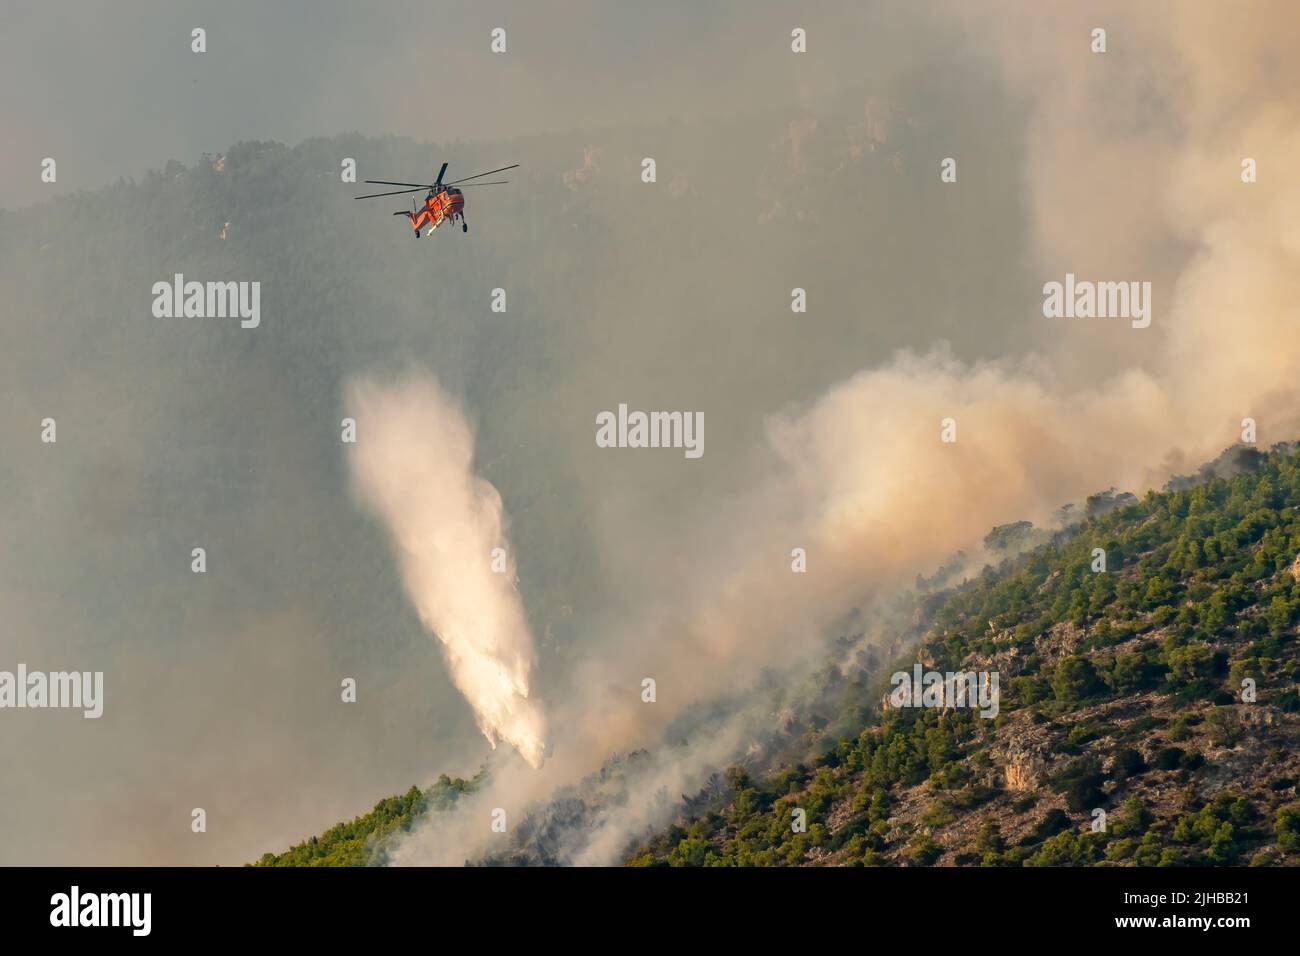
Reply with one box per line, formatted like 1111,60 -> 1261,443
347,374 -> 547,768
390,0 -> 1300,865
576,0 -> 1300,753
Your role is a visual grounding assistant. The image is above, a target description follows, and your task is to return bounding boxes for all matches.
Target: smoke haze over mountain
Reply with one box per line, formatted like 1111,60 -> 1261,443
2,1 -> 1297,865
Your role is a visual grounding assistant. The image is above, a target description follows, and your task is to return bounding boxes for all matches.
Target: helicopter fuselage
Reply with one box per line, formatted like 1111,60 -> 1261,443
407,186 -> 464,234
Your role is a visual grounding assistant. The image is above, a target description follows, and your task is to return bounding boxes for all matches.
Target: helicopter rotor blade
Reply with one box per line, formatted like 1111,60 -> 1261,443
362,180 -> 436,188
442,164 -> 519,186
354,187 -> 427,200
455,181 -> 509,186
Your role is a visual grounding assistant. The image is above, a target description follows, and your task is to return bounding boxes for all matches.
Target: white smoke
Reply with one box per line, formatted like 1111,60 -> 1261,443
389,0 -> 1300,865
346,373 -> 547,768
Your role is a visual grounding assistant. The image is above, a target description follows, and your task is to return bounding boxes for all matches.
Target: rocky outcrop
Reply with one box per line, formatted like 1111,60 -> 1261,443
1004,749 -> 1049,791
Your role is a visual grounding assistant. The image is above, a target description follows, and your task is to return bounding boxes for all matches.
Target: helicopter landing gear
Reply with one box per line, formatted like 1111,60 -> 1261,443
414,230 -> 421,238
462,221 -> 468,233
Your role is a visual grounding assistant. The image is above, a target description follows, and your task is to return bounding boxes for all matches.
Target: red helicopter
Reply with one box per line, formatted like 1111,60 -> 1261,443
354,162 -> 517,238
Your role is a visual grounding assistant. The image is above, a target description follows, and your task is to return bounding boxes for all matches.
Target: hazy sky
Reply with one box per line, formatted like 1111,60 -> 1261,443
0,0 -> 950,209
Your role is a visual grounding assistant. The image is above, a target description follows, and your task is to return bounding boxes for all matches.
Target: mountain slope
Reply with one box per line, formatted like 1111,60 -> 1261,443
253,773 -> 478,867
630,444 -> 1300,866
260,444 -> 1300,866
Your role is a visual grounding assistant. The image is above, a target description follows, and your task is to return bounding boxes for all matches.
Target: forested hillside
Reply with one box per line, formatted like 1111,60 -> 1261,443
262,444 -> 1300,866
631,445 -> 1300,866
254,774 -> 478,867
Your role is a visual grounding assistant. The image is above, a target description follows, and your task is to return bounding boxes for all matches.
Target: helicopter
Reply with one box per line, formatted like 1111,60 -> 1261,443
354,162 -> 518,238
